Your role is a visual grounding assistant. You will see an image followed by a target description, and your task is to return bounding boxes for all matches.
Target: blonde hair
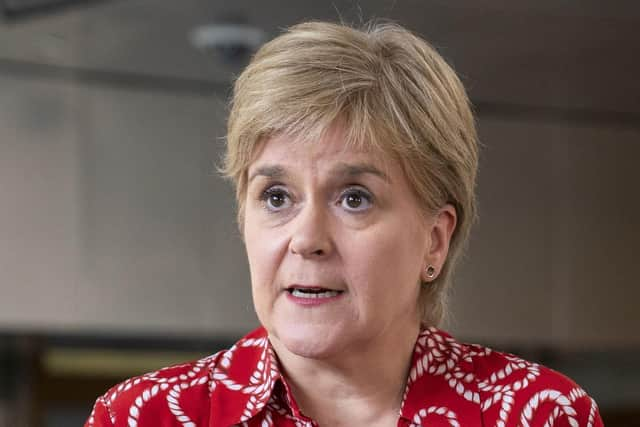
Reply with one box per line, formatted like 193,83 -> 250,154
223,21 -> 479,327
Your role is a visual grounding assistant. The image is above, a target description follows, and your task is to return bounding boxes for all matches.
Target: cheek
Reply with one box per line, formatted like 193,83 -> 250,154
244,220 -> 287,291
244,225 -> 281,326
344,219 -> 424,294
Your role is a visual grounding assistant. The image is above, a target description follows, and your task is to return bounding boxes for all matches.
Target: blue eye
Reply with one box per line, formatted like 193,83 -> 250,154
339,188 -> 373,212
260,186 -> 291,211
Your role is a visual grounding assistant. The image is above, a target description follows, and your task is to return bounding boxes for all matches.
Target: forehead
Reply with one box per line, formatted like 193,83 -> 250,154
248,124 -> 395,176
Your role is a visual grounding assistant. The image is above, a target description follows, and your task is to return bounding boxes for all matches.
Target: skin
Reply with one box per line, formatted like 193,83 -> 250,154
243,122 -> 457,426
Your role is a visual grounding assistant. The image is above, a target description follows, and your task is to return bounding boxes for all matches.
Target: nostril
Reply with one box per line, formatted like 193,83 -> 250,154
289,245 -> 327,257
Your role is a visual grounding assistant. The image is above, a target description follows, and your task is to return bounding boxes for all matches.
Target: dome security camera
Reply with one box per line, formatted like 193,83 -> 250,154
189,23 -> 267,64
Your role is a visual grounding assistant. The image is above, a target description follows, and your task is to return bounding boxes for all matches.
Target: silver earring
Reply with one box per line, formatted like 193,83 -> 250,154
425,265 -> 436,280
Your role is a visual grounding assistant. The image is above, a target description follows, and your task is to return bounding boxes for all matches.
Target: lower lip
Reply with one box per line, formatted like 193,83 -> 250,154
285,291 -> 345,306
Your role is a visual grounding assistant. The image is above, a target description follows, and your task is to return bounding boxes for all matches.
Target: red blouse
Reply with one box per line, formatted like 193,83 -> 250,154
85,326 -> 603,427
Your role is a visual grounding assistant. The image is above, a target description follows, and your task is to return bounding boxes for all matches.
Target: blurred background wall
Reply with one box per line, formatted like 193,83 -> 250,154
0,0 -> 638,425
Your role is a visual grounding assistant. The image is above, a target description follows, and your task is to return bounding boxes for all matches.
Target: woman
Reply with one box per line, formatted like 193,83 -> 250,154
86,21 -> 603,426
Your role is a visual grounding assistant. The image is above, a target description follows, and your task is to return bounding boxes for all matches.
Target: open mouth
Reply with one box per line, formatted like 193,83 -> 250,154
286,287 -> 344,299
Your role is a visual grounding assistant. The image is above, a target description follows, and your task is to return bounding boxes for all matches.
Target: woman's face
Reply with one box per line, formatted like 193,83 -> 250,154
243,123 -> 455,360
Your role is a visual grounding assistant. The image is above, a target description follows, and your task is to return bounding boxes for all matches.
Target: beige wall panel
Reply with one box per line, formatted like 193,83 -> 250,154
562,125 -> 640,348
450,118 -> 559,345
0,77 -> 82,329
451,118 -> 640,349
0,77 -> 258,335
74,86 -> 257,336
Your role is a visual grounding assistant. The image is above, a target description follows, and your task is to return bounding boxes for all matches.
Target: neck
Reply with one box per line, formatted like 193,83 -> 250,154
270,323 -> 420,426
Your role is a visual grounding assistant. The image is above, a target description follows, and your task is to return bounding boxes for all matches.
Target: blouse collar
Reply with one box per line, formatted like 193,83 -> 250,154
208,326 -> 465,426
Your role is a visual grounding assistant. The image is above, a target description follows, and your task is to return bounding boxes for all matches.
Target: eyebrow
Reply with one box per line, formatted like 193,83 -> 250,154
331,162 -> 390,183
248,165 -> 288,183
247,162 -> 389,184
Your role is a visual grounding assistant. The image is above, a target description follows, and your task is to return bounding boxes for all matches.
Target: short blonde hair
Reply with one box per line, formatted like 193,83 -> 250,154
223,21 -> 479,327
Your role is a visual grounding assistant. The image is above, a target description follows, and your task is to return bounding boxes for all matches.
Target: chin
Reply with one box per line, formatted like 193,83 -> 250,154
270,318 -> 350,360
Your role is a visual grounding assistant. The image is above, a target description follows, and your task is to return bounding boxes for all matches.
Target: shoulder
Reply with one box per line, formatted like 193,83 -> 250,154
84,327 -> 270,427
85,351 -> 223,427
408,328 -> 603,426
454,330 -> 603,426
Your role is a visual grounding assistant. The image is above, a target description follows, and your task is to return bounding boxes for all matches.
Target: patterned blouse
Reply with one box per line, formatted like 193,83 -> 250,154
85,326 -> 603,427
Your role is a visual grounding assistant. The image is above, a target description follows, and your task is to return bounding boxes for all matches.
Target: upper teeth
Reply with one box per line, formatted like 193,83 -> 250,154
290,289 -> 340,298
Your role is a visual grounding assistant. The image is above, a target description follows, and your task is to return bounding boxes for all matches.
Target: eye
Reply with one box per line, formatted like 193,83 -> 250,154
260,186 -> 291,211
339,187 -> 373,212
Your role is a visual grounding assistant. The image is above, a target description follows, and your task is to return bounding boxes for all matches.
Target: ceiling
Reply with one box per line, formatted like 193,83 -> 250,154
1,0 -> 639,119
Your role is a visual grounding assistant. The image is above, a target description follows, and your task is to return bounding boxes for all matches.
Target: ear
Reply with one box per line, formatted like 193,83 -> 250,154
422,204 -> 457,281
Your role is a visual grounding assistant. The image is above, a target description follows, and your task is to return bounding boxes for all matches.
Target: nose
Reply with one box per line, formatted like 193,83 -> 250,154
288,201 -> 333,258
